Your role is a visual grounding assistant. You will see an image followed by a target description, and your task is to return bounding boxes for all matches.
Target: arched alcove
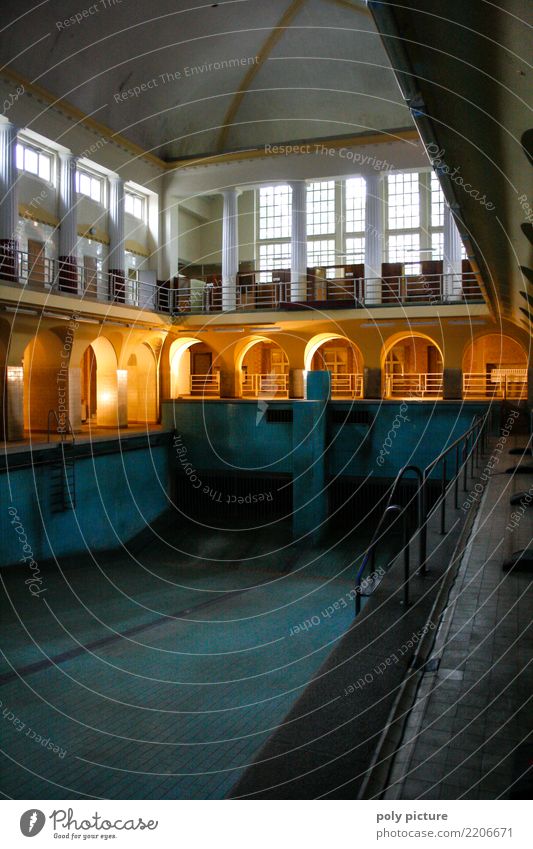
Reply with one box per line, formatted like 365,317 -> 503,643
169,337 -> 219,398
382,333 -> 444,399
80,336 -> 121,427
126,343 -> 158,423
462,334 -> 528,399
305,333 -> 364,398
237,336 -> 289,398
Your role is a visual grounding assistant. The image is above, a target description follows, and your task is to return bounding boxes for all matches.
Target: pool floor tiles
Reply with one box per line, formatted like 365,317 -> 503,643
0,521 -> 383,799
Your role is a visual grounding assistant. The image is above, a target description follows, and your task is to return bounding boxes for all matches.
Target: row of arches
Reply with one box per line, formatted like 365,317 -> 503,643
169,333 -> 528,401
19,329 -> 160,434
1,324 -> 528,440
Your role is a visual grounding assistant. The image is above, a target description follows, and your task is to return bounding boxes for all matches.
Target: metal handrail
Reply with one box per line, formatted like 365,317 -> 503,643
47,409 -> 75,444
2,245 -> 484,316
421,414 -> 487,546
354,414 -> 488,616
355,465 -> 424,614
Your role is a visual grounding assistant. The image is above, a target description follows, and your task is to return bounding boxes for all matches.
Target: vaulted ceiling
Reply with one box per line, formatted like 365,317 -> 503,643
0,0 -> 412,161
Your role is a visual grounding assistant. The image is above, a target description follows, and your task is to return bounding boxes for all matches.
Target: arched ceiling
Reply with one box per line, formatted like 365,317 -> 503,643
0,0 -> 412,160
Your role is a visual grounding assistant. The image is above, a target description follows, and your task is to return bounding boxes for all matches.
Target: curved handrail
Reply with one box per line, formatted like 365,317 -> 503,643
355,465 -> 423,614
355,503 -> 403,614
354,414 -> 488,616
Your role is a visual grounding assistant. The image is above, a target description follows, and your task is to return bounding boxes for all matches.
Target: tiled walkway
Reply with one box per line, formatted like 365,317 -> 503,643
3,424 -> 166,454
385,437 -> 533,800
0,517 -> 397,799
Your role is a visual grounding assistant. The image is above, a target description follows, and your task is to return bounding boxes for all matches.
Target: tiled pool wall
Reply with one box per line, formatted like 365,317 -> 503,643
1,436 -> 170,568
163,397 -> 494,540
1,400 -> 497,567
163,399 -> 492,479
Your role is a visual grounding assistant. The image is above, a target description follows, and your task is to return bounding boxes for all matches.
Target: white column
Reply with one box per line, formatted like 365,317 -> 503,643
108,174 -> 125,272
58,150 -> 79,292
364,173 -> 383,303
290,180 -> 307,302
443,203 -> 463,301
108,174 -> 125,300
222,188 -> 238,311
0,119 -> 19,281
58,151 -> 78,260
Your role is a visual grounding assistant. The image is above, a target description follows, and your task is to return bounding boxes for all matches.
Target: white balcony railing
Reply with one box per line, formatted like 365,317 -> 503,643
386,372 -> 444,398
2,248 -> 485,317
330,373 -> 364,398
463,370 -> 528,400
189,373 -> 220,397
241,373 -> 289,398
0,248 -> 173,312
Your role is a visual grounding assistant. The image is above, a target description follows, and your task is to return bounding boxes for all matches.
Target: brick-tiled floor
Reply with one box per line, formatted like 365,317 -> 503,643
385,438 -> 533,800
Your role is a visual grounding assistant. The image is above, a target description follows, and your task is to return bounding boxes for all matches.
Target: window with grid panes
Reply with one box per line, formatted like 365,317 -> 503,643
386,173 -> 420,271
387,172 -> 420,231
345,236 -> 365,265
429,173 -> 467,262
306,181 -> 336,275
307,180 -> 335,236
258,242 -> 291,282
307,239 -> 335,269
76,169 -> 103,203
430,173 -> 444,228
125,191 -> 146,220
431,232 -> 444,260
345,177 -> 366,234
344,177 -> 366,266
388,233 -> 421,274
16,142 -> 52,182
258,186 -> 291,240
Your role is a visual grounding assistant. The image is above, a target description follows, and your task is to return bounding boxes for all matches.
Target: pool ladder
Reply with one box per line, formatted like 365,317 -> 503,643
47,410 -> 76,513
